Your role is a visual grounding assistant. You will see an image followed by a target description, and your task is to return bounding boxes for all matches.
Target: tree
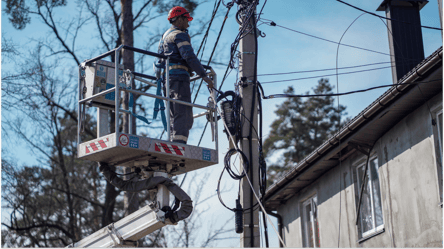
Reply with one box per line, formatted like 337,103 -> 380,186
2,0 -> 226,246
263,78 -> 348,186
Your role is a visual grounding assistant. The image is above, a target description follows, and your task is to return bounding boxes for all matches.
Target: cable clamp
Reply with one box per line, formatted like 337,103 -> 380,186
244,224 -> 260,228
242,137 -> 258,141
242,51 -> 256,55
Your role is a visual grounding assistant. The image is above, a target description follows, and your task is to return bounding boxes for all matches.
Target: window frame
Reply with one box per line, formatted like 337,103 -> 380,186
435,109 -> 443,160
354,155 -> 384,239
431,103 -> 443,204
301,195 -> 320,248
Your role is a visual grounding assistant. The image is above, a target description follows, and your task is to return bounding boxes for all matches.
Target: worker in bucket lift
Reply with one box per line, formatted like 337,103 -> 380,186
154,6 -> 214,144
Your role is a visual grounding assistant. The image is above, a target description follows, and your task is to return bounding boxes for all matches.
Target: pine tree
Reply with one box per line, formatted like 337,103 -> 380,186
263,78 -> 347,186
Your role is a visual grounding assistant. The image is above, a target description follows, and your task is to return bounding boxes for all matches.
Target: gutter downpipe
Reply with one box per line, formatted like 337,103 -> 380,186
266,47 -> 442,198
266,211 -> 283,248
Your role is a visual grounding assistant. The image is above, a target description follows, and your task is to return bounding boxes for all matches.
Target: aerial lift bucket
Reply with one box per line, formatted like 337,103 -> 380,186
77,45 -> 219,175
71,45 -> 218,247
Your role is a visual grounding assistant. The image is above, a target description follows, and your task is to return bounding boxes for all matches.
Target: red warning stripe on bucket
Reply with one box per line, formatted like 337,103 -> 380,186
154,142 -> 185,156
86,138 -> 109,154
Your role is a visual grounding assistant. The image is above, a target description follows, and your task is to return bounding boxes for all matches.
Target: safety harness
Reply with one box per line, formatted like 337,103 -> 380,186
152,78 -> 168,131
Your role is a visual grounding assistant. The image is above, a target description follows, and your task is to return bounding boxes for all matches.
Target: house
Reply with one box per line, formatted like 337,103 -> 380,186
263,0 -> 443,247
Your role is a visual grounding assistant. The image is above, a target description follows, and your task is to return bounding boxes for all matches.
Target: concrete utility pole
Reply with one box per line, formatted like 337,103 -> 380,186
238,0 -> 260,247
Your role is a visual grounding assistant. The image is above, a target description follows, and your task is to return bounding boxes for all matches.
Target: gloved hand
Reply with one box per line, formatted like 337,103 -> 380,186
153,61 -> 164,79
202,76 -> 214,90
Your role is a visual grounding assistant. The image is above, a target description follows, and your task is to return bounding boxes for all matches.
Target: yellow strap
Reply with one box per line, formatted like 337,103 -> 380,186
169,65 -> 190,72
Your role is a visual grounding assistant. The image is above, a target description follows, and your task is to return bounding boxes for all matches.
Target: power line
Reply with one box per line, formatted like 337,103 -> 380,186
260,66 -> 393,84
262,18 -> 419,61
262,79 -> 442,99
192,0 -> 222,96
192,1 -> 234,104
257,61 -> 395,76
334,12 -> 365,247
335,0 -> 442,31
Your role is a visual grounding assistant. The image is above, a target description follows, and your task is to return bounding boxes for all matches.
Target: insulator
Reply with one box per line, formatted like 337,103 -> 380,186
235,199 -> 243,234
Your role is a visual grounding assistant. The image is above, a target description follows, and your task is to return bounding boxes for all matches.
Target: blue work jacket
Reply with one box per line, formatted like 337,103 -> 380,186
156,25 -> 206,77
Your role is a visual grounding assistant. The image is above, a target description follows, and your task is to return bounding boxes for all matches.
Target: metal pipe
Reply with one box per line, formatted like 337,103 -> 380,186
77,67 -> 82,146
266,212 -> 283,248
79,87 -> 116,104
165,57 -> 171,141
115,46 -> 122,144
134,76 -> 157,87
82,45 -> 171,66
193,111 -> 210,119
213,73 -> 219,152
133,71 -> 157,81
129,75 -> 134,135
88,102 -> 115,111
122,45 -> 167,59
82,48 -> 116,65
123,88 -> 214,111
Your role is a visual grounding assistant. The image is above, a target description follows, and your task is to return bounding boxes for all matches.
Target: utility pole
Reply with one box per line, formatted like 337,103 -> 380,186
121,0 -> 139,216
238,0 -> 260,247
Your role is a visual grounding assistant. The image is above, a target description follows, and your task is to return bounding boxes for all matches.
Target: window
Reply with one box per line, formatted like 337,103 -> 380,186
435,110 -> 443,159
353,157 -> 384,239
433,107 -> 443,203
301,195 -> 320,247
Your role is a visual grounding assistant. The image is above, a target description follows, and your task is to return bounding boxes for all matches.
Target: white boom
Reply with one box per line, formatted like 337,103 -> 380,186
68,173 -> 175,248
68,205 -> 171,248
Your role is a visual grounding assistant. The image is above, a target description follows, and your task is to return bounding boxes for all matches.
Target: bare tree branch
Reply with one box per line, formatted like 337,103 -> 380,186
2,222 -> 75,241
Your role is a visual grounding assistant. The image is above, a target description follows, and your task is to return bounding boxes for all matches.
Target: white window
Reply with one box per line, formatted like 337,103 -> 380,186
353,157 -> 384,238
301,195 -> 320,247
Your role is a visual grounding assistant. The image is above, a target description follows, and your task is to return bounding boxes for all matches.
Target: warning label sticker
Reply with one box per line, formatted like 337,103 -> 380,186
202,149 -> 211,161
119,134 -> 129,146
129,136 -> 139,149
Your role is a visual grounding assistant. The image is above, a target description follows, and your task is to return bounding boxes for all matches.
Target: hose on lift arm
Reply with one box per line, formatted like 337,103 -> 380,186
98,162 -> 193,224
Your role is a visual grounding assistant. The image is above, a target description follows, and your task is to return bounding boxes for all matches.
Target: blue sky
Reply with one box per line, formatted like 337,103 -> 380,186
2,0 -> 442,247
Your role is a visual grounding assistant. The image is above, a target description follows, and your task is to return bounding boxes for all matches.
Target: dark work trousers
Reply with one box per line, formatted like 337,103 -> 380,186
164,76 -> 193,144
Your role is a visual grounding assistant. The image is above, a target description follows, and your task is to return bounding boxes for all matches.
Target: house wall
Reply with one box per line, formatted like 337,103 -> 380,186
277,92 -> 442,247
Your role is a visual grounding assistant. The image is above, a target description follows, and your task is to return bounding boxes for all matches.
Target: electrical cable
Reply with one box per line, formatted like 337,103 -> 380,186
259,66 -> 393,84
257,0 -> 268,22
256,61 -> 413,76
261,18 -> 420,61
249,9 -> 259,246
211,86 -> 285,246
196,0 -> 221,58
192,1 -> 234,104
335,0 -> 442,31
335,12 -> 366,247
191,0 -> 223,96
261,79 -> 442,98
242,162 -> 287,247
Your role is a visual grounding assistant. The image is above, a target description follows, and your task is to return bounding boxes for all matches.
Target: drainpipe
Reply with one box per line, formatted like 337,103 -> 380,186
267,211 -> 283,248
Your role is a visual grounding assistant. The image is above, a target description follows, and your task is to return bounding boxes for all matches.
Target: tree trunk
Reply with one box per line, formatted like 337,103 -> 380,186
120,0 -> 139,216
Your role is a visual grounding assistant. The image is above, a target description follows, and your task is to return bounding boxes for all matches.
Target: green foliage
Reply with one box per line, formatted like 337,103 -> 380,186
264,78 -> 347,186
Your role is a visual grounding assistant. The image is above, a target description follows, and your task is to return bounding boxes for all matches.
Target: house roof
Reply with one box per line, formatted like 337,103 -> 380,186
264,47 -> 443,211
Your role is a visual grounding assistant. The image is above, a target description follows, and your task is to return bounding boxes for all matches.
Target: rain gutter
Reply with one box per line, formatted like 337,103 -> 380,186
265,47 -> 443,201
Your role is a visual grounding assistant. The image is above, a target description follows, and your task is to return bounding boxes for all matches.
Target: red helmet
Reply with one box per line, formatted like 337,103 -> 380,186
168,6 -> 193,22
